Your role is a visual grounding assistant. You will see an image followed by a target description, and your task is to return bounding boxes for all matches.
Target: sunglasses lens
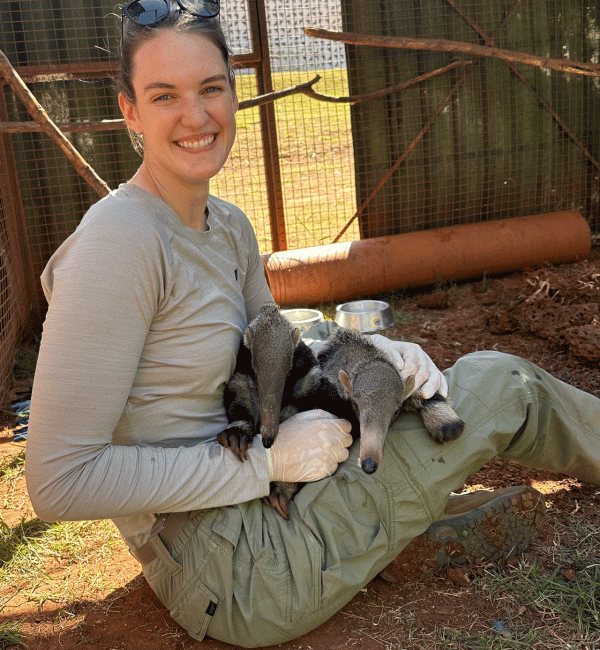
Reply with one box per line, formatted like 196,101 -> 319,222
124,0 -> 169,25
178,0 -> 220,18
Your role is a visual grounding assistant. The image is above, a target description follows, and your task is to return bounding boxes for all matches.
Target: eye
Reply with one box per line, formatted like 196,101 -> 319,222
154,93 -> 173,102
203,85 -> 223,95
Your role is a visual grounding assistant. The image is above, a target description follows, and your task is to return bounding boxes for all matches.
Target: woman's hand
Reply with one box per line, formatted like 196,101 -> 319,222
265,410 -> 353,483
369,334 -> 448,399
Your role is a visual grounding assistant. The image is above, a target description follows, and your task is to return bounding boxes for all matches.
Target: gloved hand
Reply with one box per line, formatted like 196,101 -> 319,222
369,334 -> 448,399
265,409 -> 353,483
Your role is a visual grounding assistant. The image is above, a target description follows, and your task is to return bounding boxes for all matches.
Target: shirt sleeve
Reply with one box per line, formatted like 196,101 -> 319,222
239,211 -> 275,322
26,208 -> 271,523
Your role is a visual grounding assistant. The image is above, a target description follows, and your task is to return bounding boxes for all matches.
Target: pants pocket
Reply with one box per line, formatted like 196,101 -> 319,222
143,516 -> 222,642
168,575 -> 220,641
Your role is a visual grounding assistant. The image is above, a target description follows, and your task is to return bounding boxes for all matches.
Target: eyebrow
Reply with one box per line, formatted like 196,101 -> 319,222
143,74 -> 228,94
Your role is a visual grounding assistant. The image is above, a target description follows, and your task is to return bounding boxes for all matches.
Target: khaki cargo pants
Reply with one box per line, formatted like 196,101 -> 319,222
141,350 -> 600,647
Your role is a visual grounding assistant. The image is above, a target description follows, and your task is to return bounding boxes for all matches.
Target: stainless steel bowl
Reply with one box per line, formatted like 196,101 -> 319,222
279,308 -> 324,331
334,300 -> 395,332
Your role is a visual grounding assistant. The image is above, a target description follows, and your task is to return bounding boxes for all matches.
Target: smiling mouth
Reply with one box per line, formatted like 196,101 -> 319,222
176,135 -> 216,150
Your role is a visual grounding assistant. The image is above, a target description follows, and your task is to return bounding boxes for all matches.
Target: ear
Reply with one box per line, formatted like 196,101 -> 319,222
231,76 -> 239,114
338,369 -> 353,399
243,326 -> 253,349
118,92 -> 142,135
402,374 -> 416,401
292,328 -> 302,347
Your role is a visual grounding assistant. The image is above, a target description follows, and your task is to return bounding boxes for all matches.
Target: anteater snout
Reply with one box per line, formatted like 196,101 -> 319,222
261,431 -> 276,448
361,457 -> 378,474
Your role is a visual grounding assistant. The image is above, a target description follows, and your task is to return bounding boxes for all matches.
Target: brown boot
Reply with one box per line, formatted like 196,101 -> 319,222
385,486 -> 546,580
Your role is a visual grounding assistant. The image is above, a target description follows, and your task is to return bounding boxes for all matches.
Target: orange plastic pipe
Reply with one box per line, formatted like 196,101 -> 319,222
262,211 -> 591,307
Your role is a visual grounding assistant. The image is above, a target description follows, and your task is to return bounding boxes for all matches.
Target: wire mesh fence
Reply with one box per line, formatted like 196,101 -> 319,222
1,0 -> 600,403
342,0 -> 600,238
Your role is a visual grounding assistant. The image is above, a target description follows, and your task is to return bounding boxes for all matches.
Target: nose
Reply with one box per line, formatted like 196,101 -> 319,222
361,457 -> 378,474
181,94 -> 209,128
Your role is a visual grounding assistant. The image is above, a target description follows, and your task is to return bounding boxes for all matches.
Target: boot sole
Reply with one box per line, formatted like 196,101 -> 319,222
388,486 -> 546,578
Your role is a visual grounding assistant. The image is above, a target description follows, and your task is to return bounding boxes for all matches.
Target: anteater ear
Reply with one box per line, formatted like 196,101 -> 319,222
243,327 -> 253,349
338,369 -> 353,399
292,328 -> 302,347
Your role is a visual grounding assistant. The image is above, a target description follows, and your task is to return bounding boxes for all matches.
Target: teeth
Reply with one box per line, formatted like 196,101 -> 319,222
177,135 -> 215,149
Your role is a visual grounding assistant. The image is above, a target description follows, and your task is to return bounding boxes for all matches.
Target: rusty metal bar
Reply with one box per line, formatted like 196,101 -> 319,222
250,0 -> 287,252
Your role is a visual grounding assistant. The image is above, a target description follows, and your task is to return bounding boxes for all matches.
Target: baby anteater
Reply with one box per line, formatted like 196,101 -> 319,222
219,304 -> 322,458
219,303 -> 322,517
317,328 -> 465,474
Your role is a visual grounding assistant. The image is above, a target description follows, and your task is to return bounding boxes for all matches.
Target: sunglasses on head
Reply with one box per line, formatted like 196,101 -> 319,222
122,0 -> 220,27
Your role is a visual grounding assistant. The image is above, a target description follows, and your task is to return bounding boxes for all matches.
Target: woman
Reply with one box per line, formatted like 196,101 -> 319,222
26,1 -> 600,647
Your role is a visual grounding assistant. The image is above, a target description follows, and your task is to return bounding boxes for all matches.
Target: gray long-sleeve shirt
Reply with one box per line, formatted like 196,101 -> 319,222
25,184 -> 274,551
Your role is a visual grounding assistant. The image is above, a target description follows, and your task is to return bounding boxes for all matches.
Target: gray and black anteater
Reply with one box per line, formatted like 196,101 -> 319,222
219,303 -> 465,518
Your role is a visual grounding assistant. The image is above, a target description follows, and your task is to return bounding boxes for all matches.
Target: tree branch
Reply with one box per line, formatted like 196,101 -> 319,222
304,28 -> 600,77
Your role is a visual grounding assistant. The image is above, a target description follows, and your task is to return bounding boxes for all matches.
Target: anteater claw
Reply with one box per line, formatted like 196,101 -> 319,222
217,426 -> 254,462
264,486 -> 290,520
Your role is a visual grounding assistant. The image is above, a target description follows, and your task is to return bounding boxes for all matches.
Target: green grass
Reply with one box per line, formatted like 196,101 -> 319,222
12,343 -> 39,384
0,442 -> 123,608
424,625 -> 549,650
0,514 -> 123,608
483,558 -> 600,638
0,620 -> 27,649
0,450 -> 25,483
467,514 -> 600,648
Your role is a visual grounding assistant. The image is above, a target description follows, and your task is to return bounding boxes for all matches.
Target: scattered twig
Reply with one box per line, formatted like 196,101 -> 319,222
237,75 -> 322,109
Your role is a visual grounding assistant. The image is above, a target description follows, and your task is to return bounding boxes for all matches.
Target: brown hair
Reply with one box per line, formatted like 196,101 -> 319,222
117,2 -> 234,154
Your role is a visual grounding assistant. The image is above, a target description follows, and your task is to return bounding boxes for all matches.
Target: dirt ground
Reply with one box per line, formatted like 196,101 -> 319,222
1,246 -> 599,650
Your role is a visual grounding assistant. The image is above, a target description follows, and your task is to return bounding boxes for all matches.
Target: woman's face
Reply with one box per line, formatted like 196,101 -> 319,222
119,29 -> 238,188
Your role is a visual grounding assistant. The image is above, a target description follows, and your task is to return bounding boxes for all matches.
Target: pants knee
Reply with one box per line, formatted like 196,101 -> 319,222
448,350 -> 540,399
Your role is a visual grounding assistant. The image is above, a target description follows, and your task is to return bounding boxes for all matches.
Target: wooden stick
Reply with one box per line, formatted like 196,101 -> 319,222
333,75 -> 468,243
0,47 -> 110,198
304,27 -> 600,77
443,0 -> 600,171
302,60 -> 472,103
237,75 -> 322,109
0,118 -> 126,134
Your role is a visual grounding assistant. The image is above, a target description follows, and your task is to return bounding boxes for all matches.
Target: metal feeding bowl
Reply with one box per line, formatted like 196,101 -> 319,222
334,300 -> 395,333
279,308 -> 324,332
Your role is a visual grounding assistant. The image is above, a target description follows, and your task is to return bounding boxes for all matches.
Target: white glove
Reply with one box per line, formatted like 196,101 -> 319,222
265,410 -> 353,483
369,334 -> 448,400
